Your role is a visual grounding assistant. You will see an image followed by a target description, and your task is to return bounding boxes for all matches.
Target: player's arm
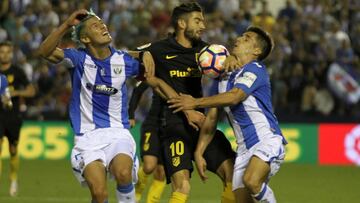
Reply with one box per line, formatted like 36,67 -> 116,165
194,107 -> 219,182
38,9 -> 88,63
169,87 -> 247,112
128,51 -> 155,77
10,84 -> 35,98
128,82 -> 149,128
146,76 -> 205,130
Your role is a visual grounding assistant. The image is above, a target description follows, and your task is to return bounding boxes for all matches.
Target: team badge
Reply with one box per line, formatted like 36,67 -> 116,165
7,74 -> 14,83
113,66 -> 122,75
172,156 -> 181,167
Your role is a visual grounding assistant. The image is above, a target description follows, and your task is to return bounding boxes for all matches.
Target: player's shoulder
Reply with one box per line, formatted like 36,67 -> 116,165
243,61 -> 266,74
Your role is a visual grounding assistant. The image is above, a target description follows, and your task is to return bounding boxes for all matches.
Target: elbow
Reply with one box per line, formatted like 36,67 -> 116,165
37,46 -> 48,59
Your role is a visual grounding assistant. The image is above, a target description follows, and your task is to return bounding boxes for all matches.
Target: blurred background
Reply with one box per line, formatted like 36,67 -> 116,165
0,0 -> 360,202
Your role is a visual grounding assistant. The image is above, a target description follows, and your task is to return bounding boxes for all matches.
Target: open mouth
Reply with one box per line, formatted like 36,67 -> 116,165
102,31 -> 109,36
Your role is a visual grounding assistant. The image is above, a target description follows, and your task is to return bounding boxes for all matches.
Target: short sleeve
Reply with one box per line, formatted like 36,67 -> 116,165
0,75 -> 8,95
123,52 -> 140,78
233,62 -> 266,95
63,48 -> 83,68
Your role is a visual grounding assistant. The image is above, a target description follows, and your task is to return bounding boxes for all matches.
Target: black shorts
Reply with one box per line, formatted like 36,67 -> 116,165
161,123 -> 235,183
0,113 -> 23,146
140,124 -> 163,164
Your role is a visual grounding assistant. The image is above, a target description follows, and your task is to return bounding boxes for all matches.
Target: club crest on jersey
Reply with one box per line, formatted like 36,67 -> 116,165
172,156 -> 181,167
86,83 -> 118,95
113,66 -> 122,75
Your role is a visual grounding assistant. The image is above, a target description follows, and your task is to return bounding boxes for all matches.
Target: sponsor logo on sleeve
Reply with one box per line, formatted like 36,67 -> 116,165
235,71 -> 257,88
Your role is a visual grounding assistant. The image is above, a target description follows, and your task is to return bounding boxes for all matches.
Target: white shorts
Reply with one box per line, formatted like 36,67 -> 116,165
70,127 -> 139,187
232,134 -> 285,191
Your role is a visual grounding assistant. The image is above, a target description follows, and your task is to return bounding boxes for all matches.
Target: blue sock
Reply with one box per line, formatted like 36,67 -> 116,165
116,183 -> 135,203
252,183 -> 276,203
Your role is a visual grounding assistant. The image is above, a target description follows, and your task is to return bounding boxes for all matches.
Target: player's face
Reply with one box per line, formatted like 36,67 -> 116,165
0,45 -> 13,64
184,12 -> 205,41
83,16 -> 112,46
232,31 -> 259,57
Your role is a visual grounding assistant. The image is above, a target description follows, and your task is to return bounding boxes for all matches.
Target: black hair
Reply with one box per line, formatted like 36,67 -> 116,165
171,2 -> 202,31
0,41 -> 13,48
246,26 -> 274,61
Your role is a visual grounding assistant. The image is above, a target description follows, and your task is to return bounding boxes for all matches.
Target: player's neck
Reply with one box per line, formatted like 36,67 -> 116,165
87,45 -> 111,60
0,63 -> 11,71
237,54 -> 257,66
175,33 -> 192,48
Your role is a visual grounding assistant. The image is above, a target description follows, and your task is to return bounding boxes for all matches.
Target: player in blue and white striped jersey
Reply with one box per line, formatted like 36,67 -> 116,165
39,9 -> 155,203
168,27 -> 287,203
0,74 -> 12,109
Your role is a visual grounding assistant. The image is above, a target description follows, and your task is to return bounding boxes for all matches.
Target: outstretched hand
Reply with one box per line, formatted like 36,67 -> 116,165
168,93 -> 197,113
183,110 -> 205,131
65,9 -> 89,27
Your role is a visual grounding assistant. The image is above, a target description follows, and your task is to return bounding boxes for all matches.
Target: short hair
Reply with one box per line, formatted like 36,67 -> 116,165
0,41 -> 13,48
171,2 -> 202,30
246,26 -> 274,61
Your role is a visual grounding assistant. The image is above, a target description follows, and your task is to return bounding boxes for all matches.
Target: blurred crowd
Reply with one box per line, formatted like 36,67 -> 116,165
0,0 -> 359,122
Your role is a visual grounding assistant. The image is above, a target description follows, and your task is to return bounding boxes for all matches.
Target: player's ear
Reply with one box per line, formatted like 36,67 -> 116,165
80,34 -> 90,44
253,47 -> 262,57
178,18 -> 186,30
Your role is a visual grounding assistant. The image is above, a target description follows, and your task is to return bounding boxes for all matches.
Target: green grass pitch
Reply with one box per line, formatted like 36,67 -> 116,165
0,160 -> 359,202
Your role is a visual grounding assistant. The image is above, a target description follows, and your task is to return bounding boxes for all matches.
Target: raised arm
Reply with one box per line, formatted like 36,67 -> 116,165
194,107 -> 219,182
38,9 -> 88,63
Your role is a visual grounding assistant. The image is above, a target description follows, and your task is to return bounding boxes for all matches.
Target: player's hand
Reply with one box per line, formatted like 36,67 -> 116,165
65,9 -> 89,27
1,96 -> 13,110
129,119 -> 136,128
183,110 -> 205,131
142,51 -> 155,78
9,89 -> 18,97
168,93 -> 197,113
194,152 -> 208,182
223,55 -> 242,72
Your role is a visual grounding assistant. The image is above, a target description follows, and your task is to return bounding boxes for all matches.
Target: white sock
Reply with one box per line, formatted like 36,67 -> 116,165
252,183 -> 276,203
116,184 -> 135,203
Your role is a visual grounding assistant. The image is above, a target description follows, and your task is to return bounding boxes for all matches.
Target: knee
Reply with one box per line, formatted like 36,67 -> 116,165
114,168 -> 132,184
143,162 -> 156,174
173,180 -> 191,194
91,185 -> 108,202
242,173 -> 262,194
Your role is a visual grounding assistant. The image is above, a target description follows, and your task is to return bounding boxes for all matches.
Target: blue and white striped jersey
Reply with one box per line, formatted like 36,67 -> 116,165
63,47 -> 140,135
0,74 -> 8,95
211,61 -> 286,151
